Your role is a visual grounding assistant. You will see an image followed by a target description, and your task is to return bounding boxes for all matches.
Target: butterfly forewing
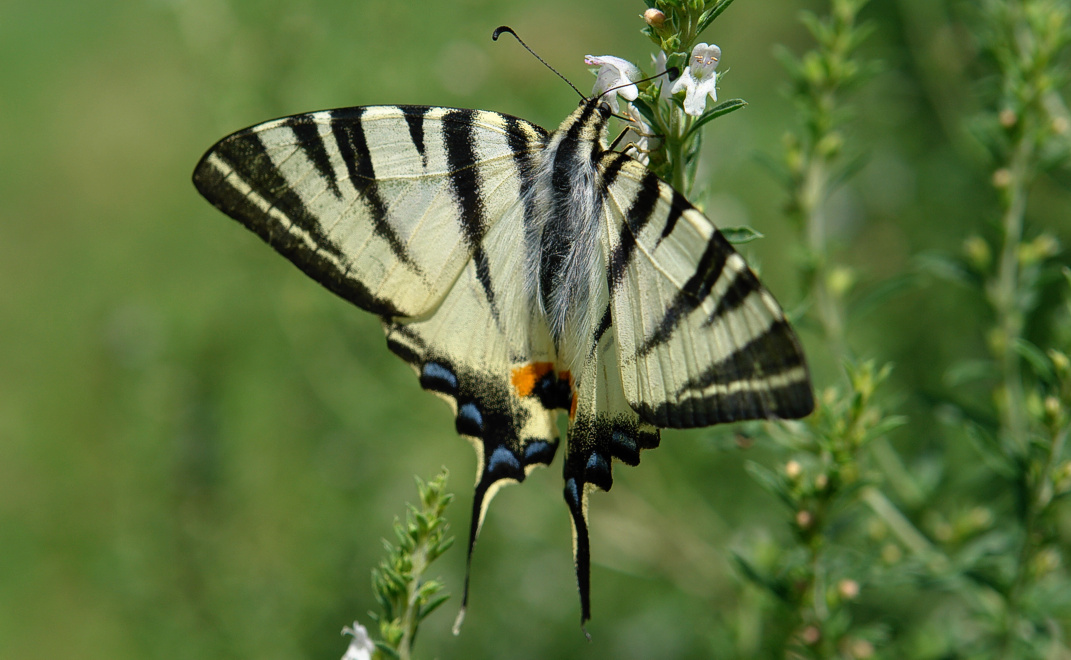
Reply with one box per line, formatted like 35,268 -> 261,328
193,106 -> 547,319
598,153 -> 814,427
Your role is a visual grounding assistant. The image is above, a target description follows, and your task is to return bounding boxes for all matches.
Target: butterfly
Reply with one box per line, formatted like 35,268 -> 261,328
193,70 -> 814,629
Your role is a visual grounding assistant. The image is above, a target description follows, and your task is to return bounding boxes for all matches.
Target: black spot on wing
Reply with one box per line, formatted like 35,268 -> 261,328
193,136 -> 406,318
288,115 -> 342,200
333,107 -> 422,274
530,369 -> 573,411
420,361 -> 459,395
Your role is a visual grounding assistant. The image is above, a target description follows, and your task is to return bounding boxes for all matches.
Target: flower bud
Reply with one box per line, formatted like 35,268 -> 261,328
643,8 -> 666,28
785,460 -> 803,479
963,234 -> 991,271
992,168 -> 1013,188
837,578 -> 860,600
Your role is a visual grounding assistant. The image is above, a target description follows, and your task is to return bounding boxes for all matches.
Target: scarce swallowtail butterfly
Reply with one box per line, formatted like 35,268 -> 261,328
193,40 -> 814,628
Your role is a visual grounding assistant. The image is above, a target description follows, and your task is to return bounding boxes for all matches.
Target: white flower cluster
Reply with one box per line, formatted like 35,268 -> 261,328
586,43 -> 721,162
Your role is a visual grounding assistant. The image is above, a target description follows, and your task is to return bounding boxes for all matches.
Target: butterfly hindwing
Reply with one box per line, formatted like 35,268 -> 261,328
381,201 -> 575,622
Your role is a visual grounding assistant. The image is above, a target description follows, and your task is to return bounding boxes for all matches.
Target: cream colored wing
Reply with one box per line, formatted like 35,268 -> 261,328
194,105 -> 547,319
598,152 -> 814,428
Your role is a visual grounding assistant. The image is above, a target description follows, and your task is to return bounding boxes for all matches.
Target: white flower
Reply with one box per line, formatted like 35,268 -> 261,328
341,622 -> 374,660
652,51 -> 673,101
670,43 -> 721,116
585,54 -> 640,113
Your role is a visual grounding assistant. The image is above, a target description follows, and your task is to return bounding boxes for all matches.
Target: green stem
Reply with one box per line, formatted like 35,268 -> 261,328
993,134 -> 1033,455
398,544 -> 428,660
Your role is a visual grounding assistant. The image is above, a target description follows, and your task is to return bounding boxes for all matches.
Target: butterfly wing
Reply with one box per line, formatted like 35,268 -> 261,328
383,204 -> 575,626
554,152 -> 814,625
194,105 -> 570,617
194,105 -> 546,319
596,152 -> 814,425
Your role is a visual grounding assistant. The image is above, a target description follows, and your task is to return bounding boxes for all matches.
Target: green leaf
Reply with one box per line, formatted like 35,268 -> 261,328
730,551 -> 791,601
419,593 -> 451,621
944,359 -> 999,387
1013,337 -> 1055,384
846,272 -> 924,319
684,98 -> 748,140
744,460 -> 794,508
720,225 -> 764,244
696,0 -> 740,35
914,251 -> 980,288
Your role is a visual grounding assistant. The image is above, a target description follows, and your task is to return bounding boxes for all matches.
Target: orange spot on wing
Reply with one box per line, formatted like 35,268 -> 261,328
569,392 -> 578,420
511,362 -> 554,397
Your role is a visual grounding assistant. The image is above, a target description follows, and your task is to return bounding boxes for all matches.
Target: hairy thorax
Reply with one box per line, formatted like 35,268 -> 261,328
523,109 -> 609,370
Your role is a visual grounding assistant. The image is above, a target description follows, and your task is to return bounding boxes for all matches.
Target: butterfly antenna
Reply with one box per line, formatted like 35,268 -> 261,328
598,66 -> 680,106
493,26 -> 584,99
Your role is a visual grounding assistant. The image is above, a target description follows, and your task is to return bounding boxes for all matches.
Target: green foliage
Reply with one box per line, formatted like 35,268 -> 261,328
367,471 -> 454,660
5,0 -> 1071,659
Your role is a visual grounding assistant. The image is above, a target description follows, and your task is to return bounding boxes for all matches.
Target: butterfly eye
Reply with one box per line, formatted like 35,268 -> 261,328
597,102 -> 612,119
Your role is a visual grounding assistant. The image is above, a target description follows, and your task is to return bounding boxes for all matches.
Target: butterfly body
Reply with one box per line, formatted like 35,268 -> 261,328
194,96 -> 813,626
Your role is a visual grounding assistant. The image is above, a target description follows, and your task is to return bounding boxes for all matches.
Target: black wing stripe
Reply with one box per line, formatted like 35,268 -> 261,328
593,304 -> 612,345
636,233 -> 734,357
333,107 -> 422,274
399,105 -> 430,168
607,169 -> 661,294
679,318 -> 806,391
656,189 -> 688,246
288,115 -> 342,200
702,265 -> 761,326
442,109 -> 500,310
193,146 -> 406,318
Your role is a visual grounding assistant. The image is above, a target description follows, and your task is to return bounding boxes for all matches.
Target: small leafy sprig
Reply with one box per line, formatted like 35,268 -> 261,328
354,470 -> 454,660
739,362 -> 905,658
934,3 -> 1071,657
775,0 -> 878,360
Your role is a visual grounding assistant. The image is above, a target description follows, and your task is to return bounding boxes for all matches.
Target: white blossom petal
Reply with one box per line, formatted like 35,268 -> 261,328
586,54 -> 640,112
670,43 -> 722,116
341,622 -> 374,660
652,51 -> 673,101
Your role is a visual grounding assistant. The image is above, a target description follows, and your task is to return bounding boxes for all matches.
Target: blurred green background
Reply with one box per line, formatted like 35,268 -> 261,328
2,0 -> 1068,658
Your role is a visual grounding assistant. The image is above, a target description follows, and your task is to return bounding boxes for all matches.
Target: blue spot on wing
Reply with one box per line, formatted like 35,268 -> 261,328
523,439 -> 557,466
487,446 -> 522,477
456,402 -> 484,436
420,361 -> 458,395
